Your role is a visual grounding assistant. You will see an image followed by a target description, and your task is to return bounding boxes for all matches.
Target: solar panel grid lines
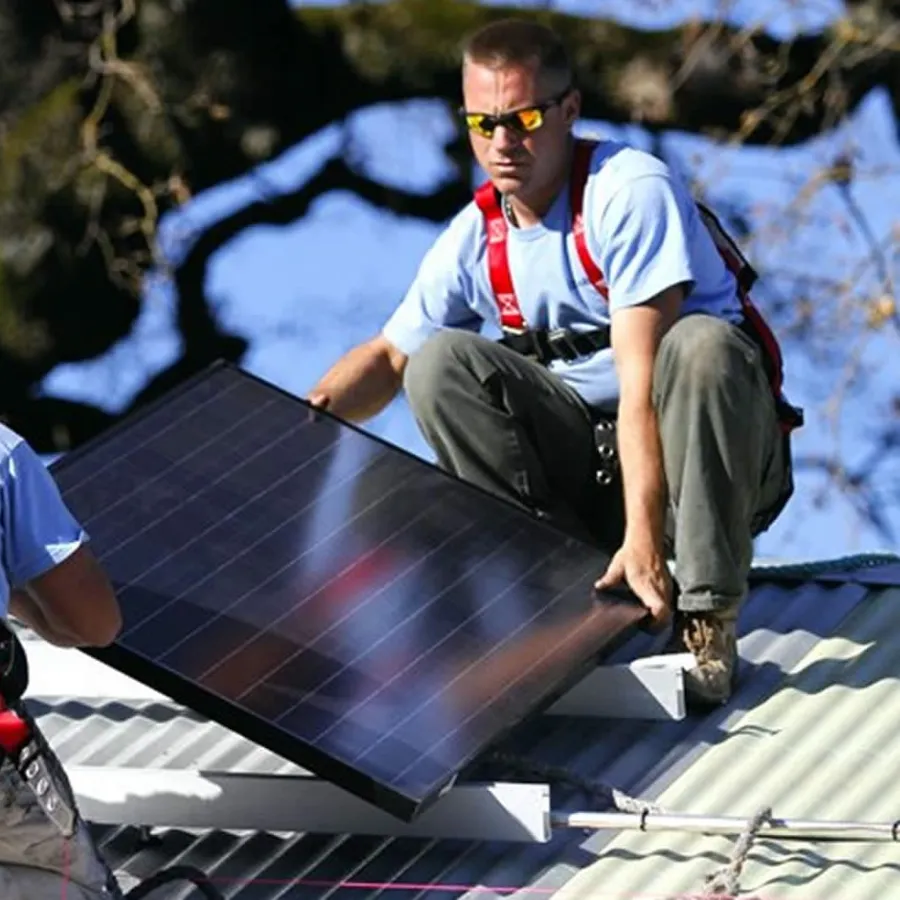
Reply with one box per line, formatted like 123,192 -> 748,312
374,556 -> 641,790
311,534 -> 571,748
261,523 -> 534,737
111,425 -> 349,652
358,555 -> 600,777
219,508 -> 540,781
122,444 -> 421,659
188,504 -> 472,703
51,361 -> 645,820
66,392 -> 282,533
53,366 -> 249,498
95,400 -> 412,642
61,386 -> 307,579
88,413 -> 337,638
88,403 -> 312,578
148,451 -> 436,682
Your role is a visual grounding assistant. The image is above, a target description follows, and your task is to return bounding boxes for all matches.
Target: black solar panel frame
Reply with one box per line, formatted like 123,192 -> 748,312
47,359 -> 645,820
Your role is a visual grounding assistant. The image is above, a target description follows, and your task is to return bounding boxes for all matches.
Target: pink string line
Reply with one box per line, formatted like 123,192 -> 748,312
51,836 -> 779,900
58,866 -> 776,899
60,837 -> 70,900
226,880 -> 554,893
200,883 -> 756,898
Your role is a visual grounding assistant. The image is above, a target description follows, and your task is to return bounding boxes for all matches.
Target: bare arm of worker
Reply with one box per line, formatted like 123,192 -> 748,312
585,165 -> 699,626
9,546 -> 121,648
306,335 -> 409,423
9,589 -> 81,647
595,285 -> 685,627
1,434 -> 122,648
309,208 -> 479,422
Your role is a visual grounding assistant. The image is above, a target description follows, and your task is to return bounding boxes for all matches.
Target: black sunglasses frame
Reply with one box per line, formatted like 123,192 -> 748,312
458,86 -> 573,137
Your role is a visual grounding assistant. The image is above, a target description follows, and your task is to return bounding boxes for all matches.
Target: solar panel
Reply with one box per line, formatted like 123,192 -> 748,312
50,361 -> 646,821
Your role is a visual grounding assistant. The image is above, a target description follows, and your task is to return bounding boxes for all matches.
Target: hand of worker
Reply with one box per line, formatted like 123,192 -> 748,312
306,391 -> 332,423
594,540 -> 673,629
307,391 -> 329,410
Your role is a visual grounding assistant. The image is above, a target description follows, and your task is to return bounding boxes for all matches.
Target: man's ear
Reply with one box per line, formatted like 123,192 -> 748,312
564,88 -> 581,126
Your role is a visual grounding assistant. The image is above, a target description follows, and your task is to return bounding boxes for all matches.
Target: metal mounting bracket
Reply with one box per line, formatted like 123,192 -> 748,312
545,652 -> 693,721
68,766 -> 553,842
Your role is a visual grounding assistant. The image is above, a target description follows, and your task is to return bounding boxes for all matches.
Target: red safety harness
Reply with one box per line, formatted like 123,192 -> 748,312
473,137 -> 803,434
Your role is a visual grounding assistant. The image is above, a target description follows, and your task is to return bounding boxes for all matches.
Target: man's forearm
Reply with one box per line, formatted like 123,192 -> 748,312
8,590 -> 83,647
617,400 -> 668,552
309,338 -> 406,423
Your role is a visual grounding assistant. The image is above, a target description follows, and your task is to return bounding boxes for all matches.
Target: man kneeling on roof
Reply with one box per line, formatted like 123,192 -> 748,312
307,17 -> 802,709
0,423 -> 123,898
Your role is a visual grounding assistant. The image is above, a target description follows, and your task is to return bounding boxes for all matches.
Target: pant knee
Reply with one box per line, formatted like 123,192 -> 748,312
404,330 -> 482,421
654,315 -> 761,409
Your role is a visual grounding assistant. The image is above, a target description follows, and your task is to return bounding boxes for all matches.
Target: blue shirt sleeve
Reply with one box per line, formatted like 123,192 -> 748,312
592,172 -> 697,313
1,440 -> 88,589
382,208 -> 483,355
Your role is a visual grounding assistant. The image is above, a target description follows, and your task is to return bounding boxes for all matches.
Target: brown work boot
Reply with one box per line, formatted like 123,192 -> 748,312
665,609 -> 739,709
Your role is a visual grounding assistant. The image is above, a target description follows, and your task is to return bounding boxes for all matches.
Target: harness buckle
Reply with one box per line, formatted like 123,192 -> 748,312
500,327 -> 547,364
546,328 -> 580,363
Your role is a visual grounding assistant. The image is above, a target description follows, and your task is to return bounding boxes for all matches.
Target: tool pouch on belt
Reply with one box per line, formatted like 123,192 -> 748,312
593,418 -> 620,488
0,619 -> 77,838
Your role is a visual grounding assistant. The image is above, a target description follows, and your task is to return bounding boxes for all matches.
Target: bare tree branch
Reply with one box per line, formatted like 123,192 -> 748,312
172,152 -> 472,317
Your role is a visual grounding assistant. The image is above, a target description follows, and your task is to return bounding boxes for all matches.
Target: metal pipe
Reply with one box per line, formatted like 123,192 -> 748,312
552,810 -> 900,842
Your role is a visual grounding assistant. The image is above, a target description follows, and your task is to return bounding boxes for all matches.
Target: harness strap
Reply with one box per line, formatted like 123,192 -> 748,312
570,139 -> 608,299
696,200 -> 801,427
474,180 -> 524,331
472,139 -> 607,333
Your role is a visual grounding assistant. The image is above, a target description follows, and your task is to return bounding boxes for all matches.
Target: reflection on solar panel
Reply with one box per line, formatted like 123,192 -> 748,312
50,362 -> 645,820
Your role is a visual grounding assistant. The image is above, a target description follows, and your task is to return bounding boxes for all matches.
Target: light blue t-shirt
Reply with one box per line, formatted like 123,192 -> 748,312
383,139 -> 743,411
0,424 -> 87,618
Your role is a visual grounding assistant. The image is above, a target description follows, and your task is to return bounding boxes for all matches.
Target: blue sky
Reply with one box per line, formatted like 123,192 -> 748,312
39,0 -> 899,560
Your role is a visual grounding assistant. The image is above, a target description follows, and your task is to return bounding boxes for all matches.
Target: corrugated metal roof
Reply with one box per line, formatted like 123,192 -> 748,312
18,564 -> 900,899
556,584 -> 900,900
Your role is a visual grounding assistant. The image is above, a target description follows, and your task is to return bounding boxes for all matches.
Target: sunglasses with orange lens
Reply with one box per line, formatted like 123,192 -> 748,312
459,88 -> 571,139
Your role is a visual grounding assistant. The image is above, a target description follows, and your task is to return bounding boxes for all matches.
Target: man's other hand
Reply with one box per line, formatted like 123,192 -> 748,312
307,391 -> 330,410
595,540 -> 673,629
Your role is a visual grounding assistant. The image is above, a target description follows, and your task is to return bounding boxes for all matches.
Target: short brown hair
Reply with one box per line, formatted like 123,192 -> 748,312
462,18 -> 572,90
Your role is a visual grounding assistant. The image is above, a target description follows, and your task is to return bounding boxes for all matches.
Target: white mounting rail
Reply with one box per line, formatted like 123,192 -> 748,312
68,767 -> 553,842
23,637 -> 693,842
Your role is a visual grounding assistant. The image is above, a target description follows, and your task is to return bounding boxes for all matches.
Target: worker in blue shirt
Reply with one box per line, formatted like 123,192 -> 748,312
307,18 -> 799,708
0,422 -> 122,898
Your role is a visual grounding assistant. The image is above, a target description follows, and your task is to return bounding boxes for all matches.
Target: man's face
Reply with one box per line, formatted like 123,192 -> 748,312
461,59 -> 579,199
